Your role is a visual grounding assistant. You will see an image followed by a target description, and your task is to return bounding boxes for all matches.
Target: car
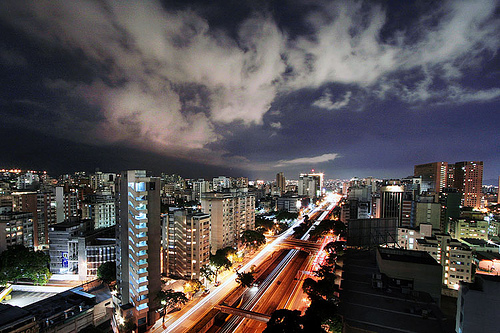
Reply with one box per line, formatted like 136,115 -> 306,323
202,289 -> 210,296
214,281 -> 221,287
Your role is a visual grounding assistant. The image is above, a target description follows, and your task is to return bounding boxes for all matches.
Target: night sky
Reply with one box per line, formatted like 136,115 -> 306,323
0,0 -> 499,183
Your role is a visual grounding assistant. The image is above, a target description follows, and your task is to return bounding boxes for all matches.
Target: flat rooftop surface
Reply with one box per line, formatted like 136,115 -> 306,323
339,249 -> 455,333
2,290 -> 59,307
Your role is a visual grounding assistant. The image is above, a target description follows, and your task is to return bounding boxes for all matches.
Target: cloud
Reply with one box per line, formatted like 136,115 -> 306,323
0,49 -> 27,67
270,122 -> 282,129
313,91 -> 352,110
0,0 -> 499,170
275,153 -> 339,167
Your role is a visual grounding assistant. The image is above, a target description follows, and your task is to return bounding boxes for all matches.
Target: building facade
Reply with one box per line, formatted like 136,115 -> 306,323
164,209 -> 210,280
116,170 -> 161,330
201,189 -> 255,252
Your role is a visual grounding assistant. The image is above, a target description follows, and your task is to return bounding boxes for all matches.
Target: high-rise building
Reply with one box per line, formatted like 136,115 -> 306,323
414,162 -> 449,192
276,172 -> 286,196
164,208 -> 210,280
82,192 -> 116,229
201,189 -> 255,252
90,172 -> 116,194
298,173 -> 324,199
414,161 -> 484,208
116,170 -> 161,330
452,161 -> 483,208
0,209 -> 33,252
13,191 -> 56,248
380,185 -> 404,226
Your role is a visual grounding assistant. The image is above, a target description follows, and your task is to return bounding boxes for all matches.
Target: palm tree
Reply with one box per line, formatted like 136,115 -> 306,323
200,264 -> 215,287
236,271 -> 255,288
156,289 -> 188,324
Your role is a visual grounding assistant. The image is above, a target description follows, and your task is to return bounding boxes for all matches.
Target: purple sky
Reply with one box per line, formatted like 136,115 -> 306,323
0,0 -> 499,183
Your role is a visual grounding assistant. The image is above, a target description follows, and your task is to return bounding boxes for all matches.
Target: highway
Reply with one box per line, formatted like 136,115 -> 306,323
154,193 -> 341,333
217,194 -> 341,333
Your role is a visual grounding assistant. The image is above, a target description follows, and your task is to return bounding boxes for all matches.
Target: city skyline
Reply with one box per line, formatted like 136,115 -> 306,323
0,0 -> 499,182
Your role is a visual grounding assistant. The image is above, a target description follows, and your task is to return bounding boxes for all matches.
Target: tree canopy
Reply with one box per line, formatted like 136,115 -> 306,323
263,309 -> 304,333
236,271 -> 255,288
209,248 -> 234,282
0,245 -> 51,285
157,289 -> 188,323
241,230 -> 266,248
97,261 -> 116,284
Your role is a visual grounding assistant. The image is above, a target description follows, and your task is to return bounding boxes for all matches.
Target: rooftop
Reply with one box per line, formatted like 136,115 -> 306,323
378,247 -> 441,266
339,249 -> 454,333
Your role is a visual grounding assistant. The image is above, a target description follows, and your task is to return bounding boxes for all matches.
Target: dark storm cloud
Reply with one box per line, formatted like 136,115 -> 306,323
0,0 -> 498,180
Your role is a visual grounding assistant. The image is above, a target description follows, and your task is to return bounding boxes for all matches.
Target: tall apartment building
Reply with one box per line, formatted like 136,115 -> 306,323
380,185 -> 404,226
452,161 -> 483,208
201,189 -> 255,253
439,188 -> 461,233
298,173 -> 323,199
192,179 -> 211,202
82,192 -> 116,229
276,172 -> 286,196
90,172 -> 116,193
0,209 -> 33,252
164,209 -> 210,280
414,162 -> 449,193
116,170 -> 161,330
55,187 -> 80,223
414,161 -> 483,208
12,191 -> 56,248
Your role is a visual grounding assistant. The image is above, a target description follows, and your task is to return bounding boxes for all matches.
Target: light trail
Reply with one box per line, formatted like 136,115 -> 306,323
164,195 -> 340,332
162,214 -> 304,332
222,196 -> 341,332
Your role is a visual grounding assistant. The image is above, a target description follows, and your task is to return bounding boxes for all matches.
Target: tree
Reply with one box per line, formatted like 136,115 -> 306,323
275,211 -> 299,221
209,250 -> 232,283
200,264 -> 215,286
157,289 -> 188,324
0,245 -> 51,285
183,279 -> 202,296
236,271 -> 255,288
241,230 -> 266,249
256,216 -> 275,232
263,309 -> 303,333
97,261 -> 116,284
118,318 -> 137,333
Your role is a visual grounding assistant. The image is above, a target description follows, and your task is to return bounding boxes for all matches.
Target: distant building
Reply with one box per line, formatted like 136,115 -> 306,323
116,170 -> 161,331
82,192 -> 116,229
0,210 -> 33,252
379,185 -> 404,226
397,223 -> 433,250
452,161 -> 483,208
164,209 -> 210,280
276,195 -> 301,213
439,188 -> 461,233
414,162 -> 449,193
90,171 -> 116,193
298,173 -> 323,199
451,218 -> 489,241
12,191 -> 56,249
276,172 -> 285,196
